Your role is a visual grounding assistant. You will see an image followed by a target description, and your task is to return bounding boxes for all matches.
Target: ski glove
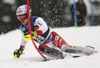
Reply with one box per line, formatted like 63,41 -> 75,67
23,31 -> 37,41
13,47 -> 24,58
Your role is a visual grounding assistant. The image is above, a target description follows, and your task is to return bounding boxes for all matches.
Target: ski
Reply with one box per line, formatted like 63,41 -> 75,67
42,50 -> 98,62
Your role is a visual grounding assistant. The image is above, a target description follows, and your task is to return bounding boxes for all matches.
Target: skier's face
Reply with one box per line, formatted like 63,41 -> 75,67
79,0 -> 83,5
17,15 -> 28,25
20,18 -> 28,25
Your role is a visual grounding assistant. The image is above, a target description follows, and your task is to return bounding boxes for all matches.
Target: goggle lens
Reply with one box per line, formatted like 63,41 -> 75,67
17,15 -> 26,20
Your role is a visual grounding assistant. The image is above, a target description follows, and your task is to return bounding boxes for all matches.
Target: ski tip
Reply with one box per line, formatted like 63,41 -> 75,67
93,49 -> 98,53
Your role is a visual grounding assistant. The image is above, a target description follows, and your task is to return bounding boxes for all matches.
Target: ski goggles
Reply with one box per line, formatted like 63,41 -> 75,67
17,14 -> 27,20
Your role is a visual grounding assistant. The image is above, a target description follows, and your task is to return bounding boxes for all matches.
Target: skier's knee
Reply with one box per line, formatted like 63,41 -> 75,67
39,44 -> 49,52
61,45 -> 72,52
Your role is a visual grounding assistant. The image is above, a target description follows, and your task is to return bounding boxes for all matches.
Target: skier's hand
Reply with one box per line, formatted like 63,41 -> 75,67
32,31 -> 37,39
13,47 -> 24,58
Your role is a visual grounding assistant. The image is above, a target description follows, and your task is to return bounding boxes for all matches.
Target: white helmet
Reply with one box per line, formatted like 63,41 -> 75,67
16,5 -> 31,16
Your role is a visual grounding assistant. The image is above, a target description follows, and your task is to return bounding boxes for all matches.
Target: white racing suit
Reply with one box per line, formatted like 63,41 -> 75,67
19,16 -> 95,59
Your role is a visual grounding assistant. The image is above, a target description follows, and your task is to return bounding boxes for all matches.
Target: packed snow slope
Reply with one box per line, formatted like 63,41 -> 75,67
0,26 -> 100,68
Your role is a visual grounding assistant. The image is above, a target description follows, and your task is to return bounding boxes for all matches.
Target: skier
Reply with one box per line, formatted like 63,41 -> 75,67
14,5 -> 96,59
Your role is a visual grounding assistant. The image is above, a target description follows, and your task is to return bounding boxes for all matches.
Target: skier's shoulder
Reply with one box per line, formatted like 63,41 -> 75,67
32,16 -> 45,25
31,16 -> 39,20
31,16 -> 44,21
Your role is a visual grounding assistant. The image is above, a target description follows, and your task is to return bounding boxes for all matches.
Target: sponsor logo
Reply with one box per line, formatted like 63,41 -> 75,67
34,27 -> 39,31
17,10 -> 23,14
24,37 -> 29,38
37,22 -> 42,26
22,27 -> 25,31
17,8 -> 23,14
55,36 -> 59,42
54,36 -> 59,46
18,8 -> 21,10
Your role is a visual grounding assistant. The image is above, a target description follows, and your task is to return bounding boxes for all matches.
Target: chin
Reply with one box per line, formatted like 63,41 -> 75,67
22,22 -> 28,25
22,22 -> 25,25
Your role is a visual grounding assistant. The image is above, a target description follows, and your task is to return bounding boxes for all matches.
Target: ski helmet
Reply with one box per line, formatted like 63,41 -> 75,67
16,5 -> 31,16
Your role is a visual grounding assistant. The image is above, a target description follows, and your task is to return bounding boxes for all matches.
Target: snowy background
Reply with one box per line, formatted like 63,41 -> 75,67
69,0 -> 100,15
0,0 -> 100,68
0,0 -> 100,34
0,26 -> 100,68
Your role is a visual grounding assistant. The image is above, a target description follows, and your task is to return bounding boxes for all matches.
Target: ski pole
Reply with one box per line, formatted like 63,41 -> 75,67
73,0 -> 78,27
26,0 -> 48,61
89,0 -> 95,26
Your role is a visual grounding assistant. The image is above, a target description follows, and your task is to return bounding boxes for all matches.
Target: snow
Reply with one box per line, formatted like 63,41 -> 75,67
0,26 -> 100,68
